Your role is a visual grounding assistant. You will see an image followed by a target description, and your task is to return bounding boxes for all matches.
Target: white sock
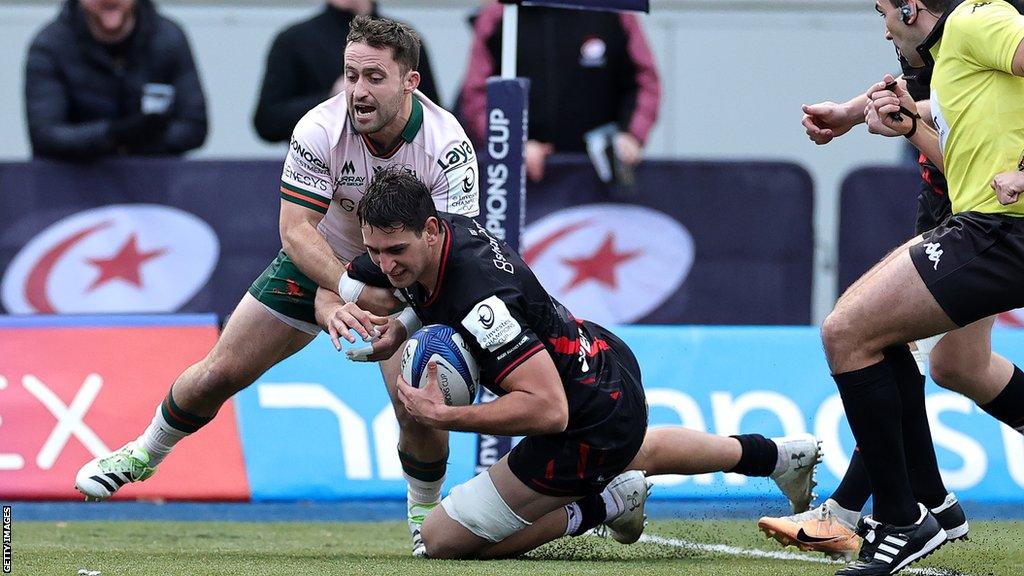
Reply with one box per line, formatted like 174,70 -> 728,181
404,473 -> 445,506
601,487 -> 625,519
772,443 -> 788,477
136,406 -> 190,467
563,502 -> 583,536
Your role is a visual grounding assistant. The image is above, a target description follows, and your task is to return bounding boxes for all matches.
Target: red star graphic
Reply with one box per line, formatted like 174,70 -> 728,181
560,232 -> 643,292
86,233 -> 168,292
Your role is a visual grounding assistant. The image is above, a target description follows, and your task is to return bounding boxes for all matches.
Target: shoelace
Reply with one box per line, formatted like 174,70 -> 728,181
97,451 -> 149,480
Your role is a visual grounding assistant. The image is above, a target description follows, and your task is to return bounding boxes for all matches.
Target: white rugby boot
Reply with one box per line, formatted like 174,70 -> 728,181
75,442 -> 156,501
600,470 -> 651,544
770,433 -> 822,514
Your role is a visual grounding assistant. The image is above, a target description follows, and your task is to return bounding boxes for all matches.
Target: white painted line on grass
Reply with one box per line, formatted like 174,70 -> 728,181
638,533 -> 963,576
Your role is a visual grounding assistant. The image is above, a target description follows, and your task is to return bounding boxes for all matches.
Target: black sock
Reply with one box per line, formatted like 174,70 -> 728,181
981,365 -> 1024,434
834,359 -> 919,525
728,434 -> 778,477
564,493 -> 607,536
160,388 -> 214,434
831,446 -> 871,512
886,344 -> 947,509
398,450 -> 447,482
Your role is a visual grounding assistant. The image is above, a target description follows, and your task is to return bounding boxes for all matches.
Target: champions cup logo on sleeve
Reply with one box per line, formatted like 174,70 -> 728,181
477,304 -> 495,329
1,205 -> 219,314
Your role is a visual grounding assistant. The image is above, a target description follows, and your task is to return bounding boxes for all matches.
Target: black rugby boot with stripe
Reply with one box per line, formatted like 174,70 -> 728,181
836,504 -> 946,576
930,493 -> 969,542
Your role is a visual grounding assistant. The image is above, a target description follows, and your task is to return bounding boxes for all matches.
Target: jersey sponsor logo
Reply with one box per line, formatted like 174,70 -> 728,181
523,204 -> 694,325
462,295 -> 522,352
1,205 -> 219,314
923,242 -> 943,270
579,36 -> 607,68
341,161 -> 356,175
288,137 -> 330,175
437,140 -> 475,172
283,165 -> 331,194
472,219 -> 514,274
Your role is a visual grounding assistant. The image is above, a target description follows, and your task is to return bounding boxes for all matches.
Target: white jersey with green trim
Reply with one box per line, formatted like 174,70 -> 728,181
279,89 -> 480,262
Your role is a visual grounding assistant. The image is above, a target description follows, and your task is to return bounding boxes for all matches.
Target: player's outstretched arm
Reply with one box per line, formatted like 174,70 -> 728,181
801,77 -> 913,145
802,95 -> 868,145
398,353 -> 568,436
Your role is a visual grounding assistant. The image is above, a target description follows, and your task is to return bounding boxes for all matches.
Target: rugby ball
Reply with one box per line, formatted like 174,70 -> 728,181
401,324 -> 480,406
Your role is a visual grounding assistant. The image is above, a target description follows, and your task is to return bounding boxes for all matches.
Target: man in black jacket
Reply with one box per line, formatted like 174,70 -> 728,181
252,0 -> 440,143
458,3 -> 660,182
24,0 -> 208,161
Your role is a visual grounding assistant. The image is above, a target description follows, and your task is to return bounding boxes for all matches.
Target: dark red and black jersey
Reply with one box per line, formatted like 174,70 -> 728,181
348,213 -> 628,440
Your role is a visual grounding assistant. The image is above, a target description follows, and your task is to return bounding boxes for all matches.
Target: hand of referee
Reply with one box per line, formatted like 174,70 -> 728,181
992,171 -> 1024,205
801,101 -> 859,145
865,74 -> 919,138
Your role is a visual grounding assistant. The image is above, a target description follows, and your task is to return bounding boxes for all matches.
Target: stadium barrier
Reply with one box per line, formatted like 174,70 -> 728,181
2,316 -> 1022,503
0,157 -> 813,325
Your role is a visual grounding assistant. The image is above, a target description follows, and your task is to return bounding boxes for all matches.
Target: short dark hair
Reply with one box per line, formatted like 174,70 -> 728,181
358,165 -> 437,234
347,15 -> 421,73
895,0 -> 954,12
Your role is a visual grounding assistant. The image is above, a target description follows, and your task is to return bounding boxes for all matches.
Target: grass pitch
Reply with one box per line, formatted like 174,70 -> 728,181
15,519 -> 1023,576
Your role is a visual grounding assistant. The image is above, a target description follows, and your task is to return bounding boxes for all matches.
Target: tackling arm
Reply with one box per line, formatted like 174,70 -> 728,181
278,200 -> 346,290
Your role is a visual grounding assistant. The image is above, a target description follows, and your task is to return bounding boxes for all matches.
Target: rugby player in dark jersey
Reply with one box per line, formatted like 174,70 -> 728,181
312,165 -> 823,559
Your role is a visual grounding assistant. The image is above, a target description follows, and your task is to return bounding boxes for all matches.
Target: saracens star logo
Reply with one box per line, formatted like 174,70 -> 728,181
1,204 -> 219,314
523,204 -> 694,325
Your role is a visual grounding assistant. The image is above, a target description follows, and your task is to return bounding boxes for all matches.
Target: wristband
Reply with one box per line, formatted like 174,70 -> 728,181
902,108 -> 920,139
338,272 -> 366,303
396,307 -> 422,337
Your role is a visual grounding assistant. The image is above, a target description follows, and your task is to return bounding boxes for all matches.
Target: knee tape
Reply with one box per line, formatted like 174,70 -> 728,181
440,471 -> 530,542
913,333 -> 947,372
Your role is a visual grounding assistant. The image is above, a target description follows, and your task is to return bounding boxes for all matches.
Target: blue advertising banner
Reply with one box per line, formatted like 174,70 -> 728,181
0,158 -> 813,324
482,77 -> 529,252
234,326 -> 1024,502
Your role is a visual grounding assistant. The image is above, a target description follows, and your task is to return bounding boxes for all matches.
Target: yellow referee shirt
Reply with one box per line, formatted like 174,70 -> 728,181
930,0 -> 1024,215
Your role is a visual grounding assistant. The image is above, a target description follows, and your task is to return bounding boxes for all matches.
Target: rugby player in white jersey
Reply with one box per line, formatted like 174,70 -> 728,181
75,16 -> 479,556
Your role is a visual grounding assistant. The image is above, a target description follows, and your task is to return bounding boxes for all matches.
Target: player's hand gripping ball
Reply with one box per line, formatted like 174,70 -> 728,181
400,324 -> 480,406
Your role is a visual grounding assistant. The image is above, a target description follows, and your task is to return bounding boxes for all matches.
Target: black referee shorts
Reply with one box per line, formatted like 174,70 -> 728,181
914,186 -> 952,236
910,211 -> 1024,327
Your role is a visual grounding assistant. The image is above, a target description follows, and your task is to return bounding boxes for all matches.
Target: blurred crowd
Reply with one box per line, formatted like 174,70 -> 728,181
24,0 -> 659,184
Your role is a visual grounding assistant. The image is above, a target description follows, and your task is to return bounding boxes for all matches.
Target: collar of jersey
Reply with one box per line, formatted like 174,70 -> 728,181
359,96 -> 424,159
422,218 -> 453,308
915,0 -> 963,68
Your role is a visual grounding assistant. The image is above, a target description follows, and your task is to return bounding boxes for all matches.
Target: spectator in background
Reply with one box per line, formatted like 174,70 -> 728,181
253,0 -> 440,143
458,3 -> 660,182
24,0 -> 208,161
